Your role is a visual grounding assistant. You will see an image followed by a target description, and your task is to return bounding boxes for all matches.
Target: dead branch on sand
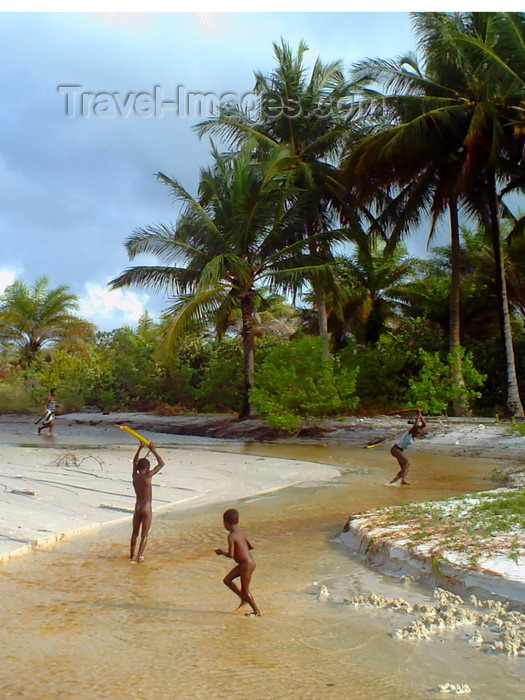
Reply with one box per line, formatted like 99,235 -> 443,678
51,452 -> 106,471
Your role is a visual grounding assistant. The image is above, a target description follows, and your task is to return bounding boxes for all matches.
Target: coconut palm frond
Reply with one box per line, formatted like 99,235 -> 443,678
156,285 -> 229,358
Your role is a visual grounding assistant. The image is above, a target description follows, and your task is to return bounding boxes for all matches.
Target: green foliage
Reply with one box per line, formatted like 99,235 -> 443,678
466,491 -> 525,558
341,338 -> 408,411
189,336 -> 283,413
338,317 -> 446,412
193,337 -> 244,413
507,418 -> 525,437
0,377 -> 32,413
30,346 -> 111,413
250,335 -> 359,432
155,333 -> 212,409
406,346 -> 486,415
465,337 -> 507,413
94,317 -> 164,408
467,334 -> 525,414
331,242 -> 417,345
0,274 -> 94,365
406,350 -> 451,414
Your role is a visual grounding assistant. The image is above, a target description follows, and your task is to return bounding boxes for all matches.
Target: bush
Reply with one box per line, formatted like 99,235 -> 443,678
153,402 -> 195,416
30,347 -> 110,412
192,337 -> 244,413
95,323 -> 163,407
57,390 -> 85,413
95,389 -> 119,412
338,317 -> 446,412
343,339 -> 410,411
0,378 -> 32,413
406,346 -> 486,415
466,335 -> 525,414
250,335 -> 359,432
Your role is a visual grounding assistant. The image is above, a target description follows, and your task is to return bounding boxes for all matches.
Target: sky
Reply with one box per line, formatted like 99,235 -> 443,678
0,8 -> 511,331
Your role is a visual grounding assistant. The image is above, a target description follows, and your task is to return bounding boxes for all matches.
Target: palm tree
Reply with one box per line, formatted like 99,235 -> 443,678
109,143 -> 327,419
398,232 -> 497,341
325,237 -> 417,346
296,233 -> 419,349
343,11 -> 525,417
454,224 -> 525,335
0,275 -> 94,364
196,39 -> 356,358
225,289 -> 301,340
343,24 -> 476,413
450,12 -> 525,417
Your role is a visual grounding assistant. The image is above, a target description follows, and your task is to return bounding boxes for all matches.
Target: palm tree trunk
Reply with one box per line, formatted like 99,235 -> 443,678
239,292 -> 256,420
314,286 -> 330,360
305,221 -> 331,360
448,199 -> 470,416
486,172 -> 524,418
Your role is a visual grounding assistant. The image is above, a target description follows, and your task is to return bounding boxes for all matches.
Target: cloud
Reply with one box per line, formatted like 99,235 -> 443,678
0,269 -> 17,294
78,283 -> 152,330
0,11 -> 424,331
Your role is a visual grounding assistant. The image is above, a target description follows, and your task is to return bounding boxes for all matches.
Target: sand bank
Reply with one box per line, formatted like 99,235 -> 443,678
325,415 -> 525,608
2,411 -> 525,605
56,410 -> 525,468
339,493 -> 525,611
72,410 -> 525,487
0,415 -> 340,562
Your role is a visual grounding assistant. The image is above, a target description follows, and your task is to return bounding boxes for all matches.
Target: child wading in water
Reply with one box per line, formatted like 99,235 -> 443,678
130,441 -> 165,563
215,508 -> 261,617
389,409 -> 427,485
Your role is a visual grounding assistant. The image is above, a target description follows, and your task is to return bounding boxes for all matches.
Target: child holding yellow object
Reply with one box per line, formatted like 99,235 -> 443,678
130,441 -> 165,563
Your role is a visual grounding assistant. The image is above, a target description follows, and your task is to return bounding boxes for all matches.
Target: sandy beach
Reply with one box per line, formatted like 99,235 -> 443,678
0,413 -> 342,562
2,412 -> 525,697
1,411 -> 524,594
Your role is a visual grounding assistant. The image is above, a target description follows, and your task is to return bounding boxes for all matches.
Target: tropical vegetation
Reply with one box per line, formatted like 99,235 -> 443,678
1,12 -> 525,429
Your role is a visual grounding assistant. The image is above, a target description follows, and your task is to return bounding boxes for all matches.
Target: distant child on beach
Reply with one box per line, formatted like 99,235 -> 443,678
130,441 -> 165,563
389,409 -> 427,485
38,388 -> 59,436
215,508 -> 261,617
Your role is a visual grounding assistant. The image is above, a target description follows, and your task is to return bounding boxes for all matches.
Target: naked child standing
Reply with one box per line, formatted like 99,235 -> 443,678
129,441 -> 165,563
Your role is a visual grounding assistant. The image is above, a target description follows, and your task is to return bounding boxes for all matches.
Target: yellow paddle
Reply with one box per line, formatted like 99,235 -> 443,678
115,424 -> 152,447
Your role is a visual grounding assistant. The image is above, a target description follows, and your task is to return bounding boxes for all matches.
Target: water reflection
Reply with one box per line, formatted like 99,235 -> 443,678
0,443 -> 523,699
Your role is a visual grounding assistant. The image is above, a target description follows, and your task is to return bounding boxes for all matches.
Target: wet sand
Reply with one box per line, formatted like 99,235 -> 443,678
0,415 -> 341,561
1,433 -> 524,699
1,411 -> 524,565
1,413 -> 525,698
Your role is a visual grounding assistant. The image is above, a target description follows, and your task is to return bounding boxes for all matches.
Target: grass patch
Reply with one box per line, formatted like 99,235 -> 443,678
506,418 -> 525,437
365,488 -> 525,567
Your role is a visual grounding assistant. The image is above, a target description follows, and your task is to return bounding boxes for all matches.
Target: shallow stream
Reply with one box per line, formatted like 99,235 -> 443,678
1,442 -> 523,699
